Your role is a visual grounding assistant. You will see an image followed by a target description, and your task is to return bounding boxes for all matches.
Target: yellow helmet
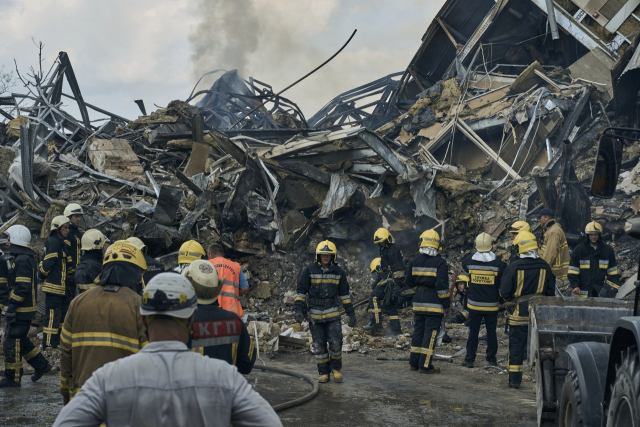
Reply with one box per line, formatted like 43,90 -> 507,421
316,240 -> 337,265
509,221 -> 531,234
126,236 -> 148,254
456,273 -> 470,283
370,257 -> 382,273
178,240 -> 205,264
81,229 -> 109,251
103,240 -> 148,271
513,231 -> 538,255
51,215 -> 70,231
585,221 -> 603,235
475,232 -> 493,253
419,229 -> 440,249
64,203 -> 84,217
373,228 -> 393,245
182,259 -> 220,304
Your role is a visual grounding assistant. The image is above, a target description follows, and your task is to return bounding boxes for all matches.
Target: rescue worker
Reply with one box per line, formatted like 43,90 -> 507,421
127,237 -> 165,295
568,221 -> 621,298
174,240 -> 205,273
509,221 -> 531,262
75,229 -> 108,294
53,273 -> 281,427
183,260 -> 256,374
451,274 -> 470,324
537,208 -> 570,291
500,231 -> 556,388
40,215 -> 70,350
372,228 -> 403,332
294,241 -> 356,383
406,230 -> 449,374
0,225 -> 52,388
364,257 -> 389,333
60,240 -> 149,405
207,243 -> 248,318
460,233 -> 506,368
64,203 -> 84,299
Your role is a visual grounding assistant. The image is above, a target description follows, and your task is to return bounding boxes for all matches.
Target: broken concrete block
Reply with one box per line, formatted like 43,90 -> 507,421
87,138 -> 145,182
283,290 -> 296,305
342,341 -> 360,352
249,281 -> 276,300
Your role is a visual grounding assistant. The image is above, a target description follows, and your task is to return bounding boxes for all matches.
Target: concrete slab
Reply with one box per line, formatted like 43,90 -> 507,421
87,138 -> 145,182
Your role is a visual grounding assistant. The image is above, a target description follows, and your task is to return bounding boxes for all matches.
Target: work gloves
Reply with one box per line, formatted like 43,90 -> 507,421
294,311 -> 304,324
348,314 -> 357,328
5,304 -> 17,324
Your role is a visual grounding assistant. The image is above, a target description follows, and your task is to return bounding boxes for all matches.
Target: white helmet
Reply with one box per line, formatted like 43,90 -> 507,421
141,273 -> 197,319
126,236 -> 148,254
81,229 -> 109,251
64,203 -> 84,217
51,215 -> 70,231
182,260 -> 220,305
5,225 -> 31,248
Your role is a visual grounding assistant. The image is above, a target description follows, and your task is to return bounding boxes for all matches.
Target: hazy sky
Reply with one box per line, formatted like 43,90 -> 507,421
0,0 -> 446,123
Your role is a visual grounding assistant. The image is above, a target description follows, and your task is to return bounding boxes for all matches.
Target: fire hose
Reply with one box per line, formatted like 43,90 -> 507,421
254,365 -> 319,412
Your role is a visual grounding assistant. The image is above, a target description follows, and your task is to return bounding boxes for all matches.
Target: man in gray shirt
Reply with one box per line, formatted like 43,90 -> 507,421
53,273 -> 281,427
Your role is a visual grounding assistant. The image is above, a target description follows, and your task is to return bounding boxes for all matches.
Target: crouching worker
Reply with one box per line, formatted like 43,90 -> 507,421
182,260 -> 256,374
53,273 -> 282,427
294,241 -> 356,383
451,273 -> 470,324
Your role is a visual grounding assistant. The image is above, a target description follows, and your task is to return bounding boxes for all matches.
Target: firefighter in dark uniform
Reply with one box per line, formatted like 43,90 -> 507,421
183,260 -> 256,374
294,240 -> 356,383
451,274 -> 470,324
371,228 -> 403,333
568,221 -> 621,298
127,237 -> 165,295
460,232 -> 506,368
0,225 -> 52,387
500,231 -> 556,388
75,229 -> 108,294
64,203 -> 84,299
508,221 -> 530,262
406,229 -> 449,374
364,257 -> 389,333
40,215 -> 70,350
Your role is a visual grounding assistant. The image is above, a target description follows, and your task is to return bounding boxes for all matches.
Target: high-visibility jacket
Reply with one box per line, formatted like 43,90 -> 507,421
568,240 -> 621,297
540,220 -> 570,279
209,257 -> 243,318
404,253 -> 450,316
461,254 -> 506,313
39,233 -> 69,295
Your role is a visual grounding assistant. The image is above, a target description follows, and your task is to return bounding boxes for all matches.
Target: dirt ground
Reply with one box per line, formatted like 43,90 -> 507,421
0,314 -> 537,427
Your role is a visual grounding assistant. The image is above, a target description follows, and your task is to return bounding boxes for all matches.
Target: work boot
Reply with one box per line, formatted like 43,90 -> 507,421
363,324 -> 382,332
387,327 -> 402,336
31,363 -> 53,383
419,366 -> 440,374
0,378 -> 21,388
487,359 -> 498,367
409,365 -> 419,371
461,360 -> 474,368
332,370 -> 343,383
509,382 -> 520,389
318,374 -> 329,383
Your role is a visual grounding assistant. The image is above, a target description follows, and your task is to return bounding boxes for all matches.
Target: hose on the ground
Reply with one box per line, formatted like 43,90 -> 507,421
255,365 -> 319,412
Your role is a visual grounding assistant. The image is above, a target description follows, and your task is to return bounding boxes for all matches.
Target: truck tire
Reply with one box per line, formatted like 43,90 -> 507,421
559,371 -> 584,427
606,346 -> 639,427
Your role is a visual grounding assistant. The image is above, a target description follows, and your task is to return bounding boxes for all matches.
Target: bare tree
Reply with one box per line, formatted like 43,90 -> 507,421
0,65 -> 16,95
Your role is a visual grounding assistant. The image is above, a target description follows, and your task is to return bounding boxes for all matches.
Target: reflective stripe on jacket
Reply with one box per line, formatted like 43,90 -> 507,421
568,240 -> 621,297
209,257 -> 243,318
540,220 -> 570,279
405,254 -> 450,316
461,255 -> 506,313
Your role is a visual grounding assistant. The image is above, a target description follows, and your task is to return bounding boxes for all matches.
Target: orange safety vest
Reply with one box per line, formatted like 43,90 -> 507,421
209,257 -> 244,317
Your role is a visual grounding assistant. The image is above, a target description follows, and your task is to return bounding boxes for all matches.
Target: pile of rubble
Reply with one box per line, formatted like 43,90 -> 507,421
3,0 -> 640,357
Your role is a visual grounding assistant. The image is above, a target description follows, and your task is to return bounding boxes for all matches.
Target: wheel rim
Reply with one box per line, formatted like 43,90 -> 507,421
613,397 -> 634,427
563,399 -> 574,427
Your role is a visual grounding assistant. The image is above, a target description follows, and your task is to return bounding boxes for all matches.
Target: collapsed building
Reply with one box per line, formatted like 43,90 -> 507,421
2,0 -> 640,354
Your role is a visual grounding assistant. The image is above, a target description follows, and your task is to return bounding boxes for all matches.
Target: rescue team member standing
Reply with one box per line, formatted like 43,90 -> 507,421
64,203 -> 83,299
40,215 -> 71,350
60,241 -> 148,404
174,240 -> 205,273
568,221 -> 621,298
500,232 -> 555,389
183,260 -> 256,374
509,221 -> 531,262
53,274 -> 281,427
451,274 -> 470,324
75,229 -> 108,294
127,237 -> 165,294
537,208 -> 570,292
460,233 -> 505,369
295,241 -> 356,383
208,243 -> 248,318
364,257 -> 389,333
0,226 -> 52,388
372,228 -> 404,332
406,230 -> 449,374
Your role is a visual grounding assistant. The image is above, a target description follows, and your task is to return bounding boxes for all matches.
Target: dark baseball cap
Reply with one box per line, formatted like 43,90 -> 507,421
536,208 -> 554,217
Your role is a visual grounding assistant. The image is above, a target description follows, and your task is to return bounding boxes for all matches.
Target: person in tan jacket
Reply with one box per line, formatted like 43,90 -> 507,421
60,241 -> 148,405
537,208 -> 570,294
